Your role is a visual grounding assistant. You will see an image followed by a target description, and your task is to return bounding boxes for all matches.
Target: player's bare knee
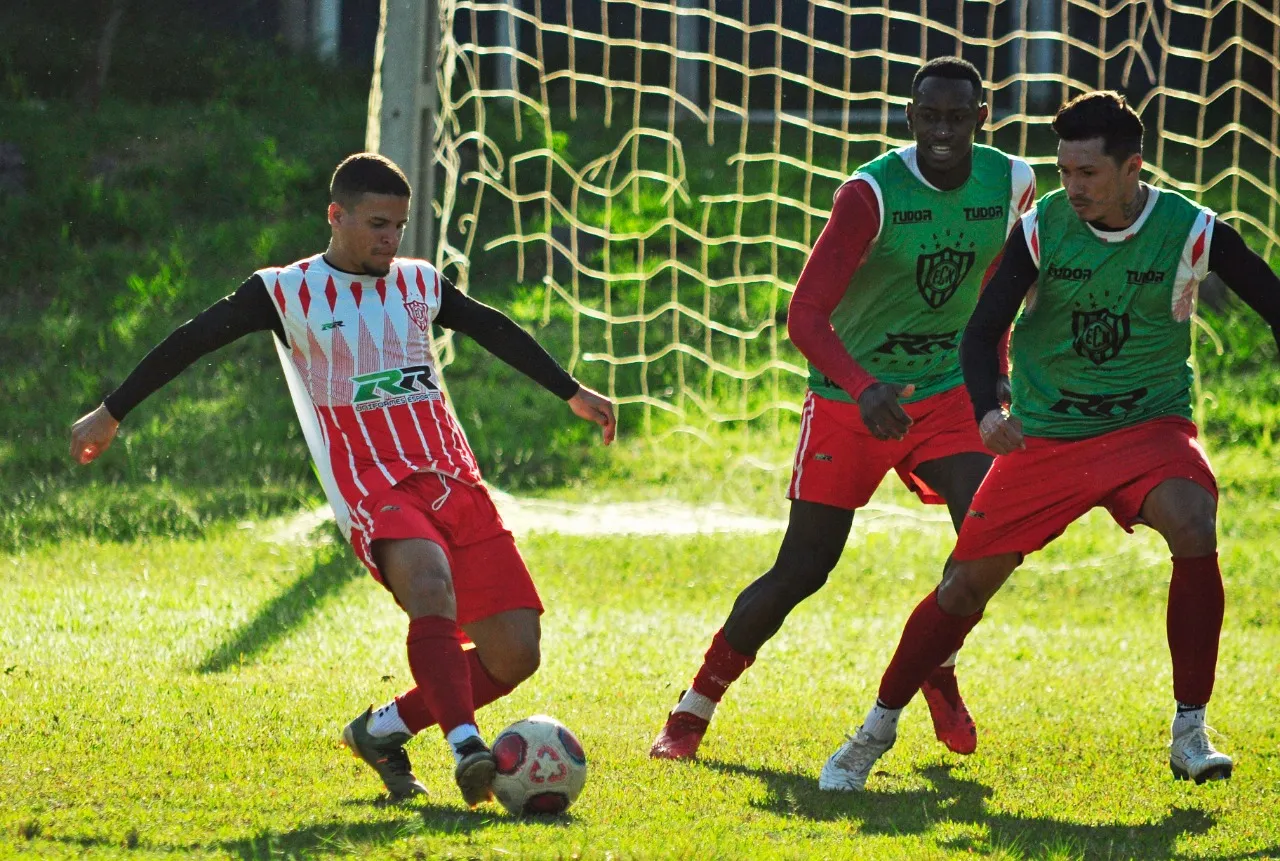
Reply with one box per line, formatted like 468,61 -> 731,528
937,558 -> 1007,616
485,639 -> 541,687
937,574 -> 984,616
774,545 -> 839,598
1165,513 -> 1217,557
791,564 -> 831,600
402,568 -> 456,616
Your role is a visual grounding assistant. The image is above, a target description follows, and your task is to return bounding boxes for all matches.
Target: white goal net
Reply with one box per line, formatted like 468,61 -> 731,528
428,0 -> 1279,453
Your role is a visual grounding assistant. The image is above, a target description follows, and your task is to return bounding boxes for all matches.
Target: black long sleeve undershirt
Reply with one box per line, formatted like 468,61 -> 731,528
960,217 -> 1280,424
959,222 -> 1038,423
104,272 -> 579,421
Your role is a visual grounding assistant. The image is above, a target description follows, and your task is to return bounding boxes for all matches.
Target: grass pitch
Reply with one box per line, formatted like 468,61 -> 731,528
3,464 -> 1278,860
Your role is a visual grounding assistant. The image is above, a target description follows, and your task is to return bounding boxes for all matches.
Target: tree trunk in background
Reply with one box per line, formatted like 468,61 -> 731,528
77,0 -> 128,112
280,0 -> 311,53
312,0 -> 341,62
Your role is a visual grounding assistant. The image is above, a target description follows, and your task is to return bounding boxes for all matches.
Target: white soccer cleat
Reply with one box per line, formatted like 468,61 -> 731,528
818,727 -> 895,792
1170,725 -> 1233,784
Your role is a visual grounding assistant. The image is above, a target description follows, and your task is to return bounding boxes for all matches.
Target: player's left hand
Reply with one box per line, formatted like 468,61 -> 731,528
568,385 -> 617,445
996,375 -> 1012,407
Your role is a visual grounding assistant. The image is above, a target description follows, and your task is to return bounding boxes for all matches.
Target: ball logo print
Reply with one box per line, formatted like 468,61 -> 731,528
529,745 -> 568,784
490,715 -> 588,815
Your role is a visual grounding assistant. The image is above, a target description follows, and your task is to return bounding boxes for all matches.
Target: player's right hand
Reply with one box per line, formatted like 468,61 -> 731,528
70,404 -> 120,464
857,382 -> 914,441
978,408 -> 1024,455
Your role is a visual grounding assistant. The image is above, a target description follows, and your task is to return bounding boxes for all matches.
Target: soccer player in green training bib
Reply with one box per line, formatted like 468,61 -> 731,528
821,91 -> 1280,790
650,58 -> 1036,761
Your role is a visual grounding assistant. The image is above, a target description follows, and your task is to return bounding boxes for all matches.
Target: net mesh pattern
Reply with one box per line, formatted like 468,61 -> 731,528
430,0 -> 1278,441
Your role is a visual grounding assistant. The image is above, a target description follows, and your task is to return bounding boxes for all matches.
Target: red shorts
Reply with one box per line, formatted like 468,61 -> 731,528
787,384 -> 988,510
353,472 -> 543,625
953,416 -> 1217,561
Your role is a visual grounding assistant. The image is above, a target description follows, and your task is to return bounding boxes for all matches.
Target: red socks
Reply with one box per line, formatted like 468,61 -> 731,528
879,589 -> 983,709
1167,553 -> 1224,705
690,628 -> 755,701
395,647 -> 516,734
404,615 -> 477,737
924,663 -> 962,709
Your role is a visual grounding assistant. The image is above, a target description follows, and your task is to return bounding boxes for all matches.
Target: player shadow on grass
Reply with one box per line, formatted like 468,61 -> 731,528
197,525 -> 359,673
48,804 -> 501,858
700,759 -> 1225,858
217,803 -> 576,857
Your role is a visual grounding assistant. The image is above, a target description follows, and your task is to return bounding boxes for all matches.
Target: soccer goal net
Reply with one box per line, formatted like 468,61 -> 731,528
430,0 -> 1279,457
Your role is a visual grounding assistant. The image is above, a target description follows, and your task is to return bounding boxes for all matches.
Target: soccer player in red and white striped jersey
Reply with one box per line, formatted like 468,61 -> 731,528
70,153 -> 616,807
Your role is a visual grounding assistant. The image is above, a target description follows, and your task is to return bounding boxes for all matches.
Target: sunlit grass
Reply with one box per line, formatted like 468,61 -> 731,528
2,458 -> 1278,859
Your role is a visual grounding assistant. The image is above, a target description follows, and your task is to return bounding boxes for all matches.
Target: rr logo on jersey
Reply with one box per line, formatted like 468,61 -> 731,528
1048,387 -> 1148,417
405,301 -> 432,332
874,331 -> 959,356
351,364 -> 441,407
1072,308 -> 1130,365
915,247 -> 975,308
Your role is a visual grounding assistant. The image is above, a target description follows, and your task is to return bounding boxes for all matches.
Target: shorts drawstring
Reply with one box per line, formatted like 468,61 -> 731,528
430,474 -> 453,511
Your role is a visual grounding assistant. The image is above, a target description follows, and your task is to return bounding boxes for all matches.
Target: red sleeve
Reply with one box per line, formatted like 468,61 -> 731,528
786,179 -> 881,400
977,252 -> 1012,376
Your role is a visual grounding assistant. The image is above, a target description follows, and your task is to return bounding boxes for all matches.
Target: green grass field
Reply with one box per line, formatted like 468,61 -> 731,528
3,12 -> 1280,858
3,461 -> 1279,860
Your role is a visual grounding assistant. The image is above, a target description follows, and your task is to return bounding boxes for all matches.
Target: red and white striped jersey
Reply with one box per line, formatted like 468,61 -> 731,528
256,254 -> 480,543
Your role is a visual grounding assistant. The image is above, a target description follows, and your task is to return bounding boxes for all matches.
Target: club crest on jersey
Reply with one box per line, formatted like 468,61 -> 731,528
1072,308 -> 1130,366
405,300 -> 432,332
915,247 -> 975,308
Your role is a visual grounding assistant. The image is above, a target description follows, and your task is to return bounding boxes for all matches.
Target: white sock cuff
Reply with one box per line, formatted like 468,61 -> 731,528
864,703 -> 902,742
446,723 -> 481,751
1172,705 -> 1207,734
672,689 -> 718,721
367,700 -> 413,738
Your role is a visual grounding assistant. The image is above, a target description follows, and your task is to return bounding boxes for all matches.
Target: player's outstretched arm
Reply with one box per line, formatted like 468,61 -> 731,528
68,275 -> 282,465
1205,219 -> 1280,351
435,278 -> 615,444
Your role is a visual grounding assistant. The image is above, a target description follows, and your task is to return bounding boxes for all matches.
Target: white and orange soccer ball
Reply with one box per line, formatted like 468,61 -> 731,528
490,715 -> 588,815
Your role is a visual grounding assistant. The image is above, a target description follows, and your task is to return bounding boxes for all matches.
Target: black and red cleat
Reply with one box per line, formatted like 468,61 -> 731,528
920,665 -> 977,755
649,709 -> 710,760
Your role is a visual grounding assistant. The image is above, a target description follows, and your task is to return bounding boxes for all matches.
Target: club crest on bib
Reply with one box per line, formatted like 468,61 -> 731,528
1072,308 -> 1131,365
405,300 -> 431,332
915,246 -> 976,308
